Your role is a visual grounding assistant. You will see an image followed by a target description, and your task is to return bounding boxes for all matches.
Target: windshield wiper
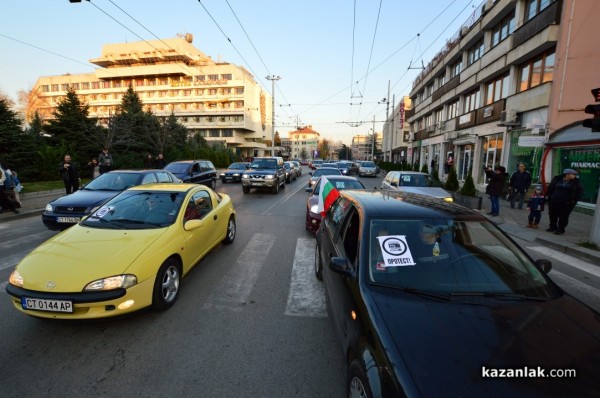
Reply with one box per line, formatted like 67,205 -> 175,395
450,292 -> 547,301
373,283 -> 450,301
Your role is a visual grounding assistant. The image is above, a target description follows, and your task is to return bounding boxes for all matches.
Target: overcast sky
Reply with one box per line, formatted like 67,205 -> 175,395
1,0 -> 478,144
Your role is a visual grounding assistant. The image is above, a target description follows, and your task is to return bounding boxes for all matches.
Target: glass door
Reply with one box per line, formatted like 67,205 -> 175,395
459,145 -> 472,181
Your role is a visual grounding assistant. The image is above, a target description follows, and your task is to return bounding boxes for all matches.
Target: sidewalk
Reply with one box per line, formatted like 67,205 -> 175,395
1,187 -> 599,264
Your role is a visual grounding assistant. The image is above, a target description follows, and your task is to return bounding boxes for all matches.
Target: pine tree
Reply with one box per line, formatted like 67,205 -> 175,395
445,166 -> 460,191
459,171 -> 477,196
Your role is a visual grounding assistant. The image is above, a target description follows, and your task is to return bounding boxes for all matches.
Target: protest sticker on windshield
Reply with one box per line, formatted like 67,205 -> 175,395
377,236 -> 416,266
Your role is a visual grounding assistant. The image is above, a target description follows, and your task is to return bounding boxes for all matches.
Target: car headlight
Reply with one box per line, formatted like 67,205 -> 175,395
242,174 -> 250,179
265,175 -> 274,180
9,270 -> 23,287
45,203 -> 53,212
232,173 -> 240,177
310,204 -> 319,214
443,197 -> 454,202
84,275 -> 137,291
220,173 -> 226,177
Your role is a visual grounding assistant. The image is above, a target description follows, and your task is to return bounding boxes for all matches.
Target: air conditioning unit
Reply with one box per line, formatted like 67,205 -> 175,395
500,109 -> 517,123
437,121 -> 446,130
444,131 -> 457,140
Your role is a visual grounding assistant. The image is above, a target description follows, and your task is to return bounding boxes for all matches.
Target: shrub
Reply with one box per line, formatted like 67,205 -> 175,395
459,172 -> 477,196
444,166 -> 459,191
420,164 -> 429,174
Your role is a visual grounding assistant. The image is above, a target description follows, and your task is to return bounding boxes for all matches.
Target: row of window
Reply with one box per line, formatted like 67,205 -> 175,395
41,75 -> 238,93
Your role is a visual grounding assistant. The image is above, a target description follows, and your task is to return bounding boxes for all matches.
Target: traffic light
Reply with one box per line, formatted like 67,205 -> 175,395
583,88 -> 600,132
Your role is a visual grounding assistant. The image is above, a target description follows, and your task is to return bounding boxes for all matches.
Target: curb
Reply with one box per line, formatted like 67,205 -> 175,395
535,236 -> 600,264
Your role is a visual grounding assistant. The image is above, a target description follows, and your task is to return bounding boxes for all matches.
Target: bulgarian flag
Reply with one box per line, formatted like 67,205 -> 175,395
317,177 -> 340,216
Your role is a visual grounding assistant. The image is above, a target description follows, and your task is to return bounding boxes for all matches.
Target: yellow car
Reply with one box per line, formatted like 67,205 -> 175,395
6,183 -> 236,319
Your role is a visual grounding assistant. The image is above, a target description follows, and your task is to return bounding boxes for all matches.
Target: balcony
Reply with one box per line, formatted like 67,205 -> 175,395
512,0 -> 562,48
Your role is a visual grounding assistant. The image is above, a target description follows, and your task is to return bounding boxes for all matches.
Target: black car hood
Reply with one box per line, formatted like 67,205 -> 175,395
50,189 -> 119,208
369,288 -> 600,397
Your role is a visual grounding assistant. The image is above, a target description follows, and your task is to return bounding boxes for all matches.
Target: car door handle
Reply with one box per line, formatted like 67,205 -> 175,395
214,215 -> 218,221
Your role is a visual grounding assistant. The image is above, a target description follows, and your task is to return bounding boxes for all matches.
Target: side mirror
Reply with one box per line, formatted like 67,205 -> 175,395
329,256 -> 353,277
184,219 -> 204,231
535,259 -> 552,273
305,187 -> 313,193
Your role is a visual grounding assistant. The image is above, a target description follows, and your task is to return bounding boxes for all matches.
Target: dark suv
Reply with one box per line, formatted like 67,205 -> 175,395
241,157 -> 286,194
164,160 -> 217,189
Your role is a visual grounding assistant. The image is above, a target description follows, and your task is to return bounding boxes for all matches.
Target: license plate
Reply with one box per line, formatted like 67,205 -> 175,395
57,217 -> 80,223
21,297 -> 73,313
252,182 -> 263,186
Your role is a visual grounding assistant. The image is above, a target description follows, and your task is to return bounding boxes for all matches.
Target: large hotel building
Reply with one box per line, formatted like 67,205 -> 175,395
389,0 -> 599,207
26,35 -> 272,159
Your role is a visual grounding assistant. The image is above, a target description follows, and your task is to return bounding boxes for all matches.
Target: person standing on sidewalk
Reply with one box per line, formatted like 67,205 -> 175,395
526,187 -> 545,228
509,163 -> 532,209
484,165 -> 507,217
0,164 -> 19,214
545,168 -> 584,235
59,154 -> 80,195
98,148 -> 113,175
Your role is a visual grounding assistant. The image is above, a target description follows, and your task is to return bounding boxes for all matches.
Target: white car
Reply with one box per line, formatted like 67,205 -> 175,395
381,171 -> 453,202
358,161 -> 380,177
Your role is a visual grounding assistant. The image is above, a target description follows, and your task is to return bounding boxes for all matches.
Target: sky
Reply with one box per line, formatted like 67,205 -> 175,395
0,0 -> 479,145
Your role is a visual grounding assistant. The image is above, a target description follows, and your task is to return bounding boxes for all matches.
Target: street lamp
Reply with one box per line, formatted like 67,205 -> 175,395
265,75 -> 281,156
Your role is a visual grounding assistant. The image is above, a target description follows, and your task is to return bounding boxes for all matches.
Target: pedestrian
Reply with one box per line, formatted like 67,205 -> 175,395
545,168 -> 584,235
0,164 -> 19,214
155,153 -> 167,169
484,165 -> 507,217
144,154 -> 154,169
59,154 -> 81,195
98,148 -> 113,174
5,169 -> 22,206
509,163 -> 532,209
526,187 -> 545,228
88,158 -> 100,178
445,152 -> 454,174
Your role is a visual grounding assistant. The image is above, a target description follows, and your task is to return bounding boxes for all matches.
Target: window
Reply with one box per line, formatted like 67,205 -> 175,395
451,59 -> 462,78
518,49 -> 555,92
447,100 -> 459,119
210,129 -> 220,137
491,10 -> 516,47
208,74 -> 218,81
222,74 -> 232,80
159,78 -> 168,85
485,73 -> 510,105
92,82 -> 100,89
102,81 -> 111,89
114,81 -> 121,88
464,89 -> 480,113
236,87 -> 244,94
526,0 -> 552,22
222,129 -> 233,137
184,190 -> 213,222
42,85 -> 49,92
196,75 -> 205,82
136,79 -> 144,87
61,84 -> 69,91
437,73 -> 446,89
425,114 -> 433,128
209,89 -> 217,95
81,82 -> 90,90
467,38 -> 484,66
72,83 -> 79,90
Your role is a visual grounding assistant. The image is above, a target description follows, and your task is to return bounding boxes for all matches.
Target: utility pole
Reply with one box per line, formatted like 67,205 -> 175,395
266,75 -> 281,156
389,94 -> 395,162
385,81 -> 391,161
372,115 -> 376,160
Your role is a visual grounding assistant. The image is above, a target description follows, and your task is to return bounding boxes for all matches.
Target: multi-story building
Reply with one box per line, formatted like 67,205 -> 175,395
352,133 -> 380,160
405,0 -> 569,193
382,96 -> 412,163
286,126 -> 321,160
26,35 -> 272,159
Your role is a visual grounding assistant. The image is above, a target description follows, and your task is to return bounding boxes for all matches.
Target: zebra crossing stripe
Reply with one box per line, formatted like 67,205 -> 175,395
284,238 -> 327,317
202,233 -> 274,312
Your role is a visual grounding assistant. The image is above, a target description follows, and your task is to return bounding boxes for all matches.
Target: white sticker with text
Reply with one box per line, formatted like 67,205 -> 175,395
377,235 -> 416,266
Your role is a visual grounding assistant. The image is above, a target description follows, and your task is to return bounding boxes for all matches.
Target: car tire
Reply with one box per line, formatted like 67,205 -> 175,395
221,178 -> 227,184
211,178 -> 217,190
223,216 -> 236,244
243,186 -> 250,194
272,181 -> 279,194
347,360 -> 373,398
151,258 -> 181,311
281,179 -> 286,189
314,243 -> 323,281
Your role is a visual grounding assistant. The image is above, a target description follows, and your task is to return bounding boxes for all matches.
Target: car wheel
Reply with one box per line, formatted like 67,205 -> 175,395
347,360 -> 372,398
152,258 -> 181,311
221,178 -> 227,184
272,181 -> 279,194
243,186 -> 250,194
223,216 -> 236,244
211,178 -> 217,190
314,243 -> 323,281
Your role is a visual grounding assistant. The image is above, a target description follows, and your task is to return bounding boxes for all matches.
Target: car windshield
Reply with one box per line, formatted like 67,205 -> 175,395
368,218 -> 558,299
314,178 -> 365,194
314,168 -> 341,177
251,159 -> 278,169
164,163 -> 189,174
284,163 -> 292,170
399,174 -> 440,187
361,162 -> 376,168
81,191 -> 185,229
228,163 -> 246,170
84,172 -> 141,191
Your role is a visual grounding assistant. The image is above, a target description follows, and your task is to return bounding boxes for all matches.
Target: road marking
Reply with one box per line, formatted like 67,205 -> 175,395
261,181 -> 309,215
203,233 -> 274,312
0,281 -> 7,292
528,246 -> 600,278
284,238 -> 327,317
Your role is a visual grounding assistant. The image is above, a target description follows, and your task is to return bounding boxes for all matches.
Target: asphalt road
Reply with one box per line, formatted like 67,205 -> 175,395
1,167 -> 599,397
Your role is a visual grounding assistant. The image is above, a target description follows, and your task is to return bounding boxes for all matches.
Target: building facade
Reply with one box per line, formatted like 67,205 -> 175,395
26,35 -> 272,159
351,133 -> 381,160
286,126 -> 321,160
382,96 -> 412,163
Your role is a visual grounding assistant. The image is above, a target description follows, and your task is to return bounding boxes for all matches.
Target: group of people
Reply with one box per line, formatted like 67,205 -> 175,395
61,148 -> 114,195
144,153 -> 167,169
0,162 -> 21,214
484,162 -> 584,235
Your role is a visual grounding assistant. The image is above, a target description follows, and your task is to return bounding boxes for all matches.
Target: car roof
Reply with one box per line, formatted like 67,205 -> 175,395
339,190 -> 484,220
387,171 -> 428,176
127,183 -> 200,193
167,160 -> 210,164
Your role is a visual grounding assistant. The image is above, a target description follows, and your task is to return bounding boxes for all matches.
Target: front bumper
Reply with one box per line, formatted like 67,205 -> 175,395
242,178 -> 277,189
5,277 -> 155,319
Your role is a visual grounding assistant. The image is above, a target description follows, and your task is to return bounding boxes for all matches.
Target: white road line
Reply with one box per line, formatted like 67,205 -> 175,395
284,238 -> 327,317
202,233 -> 274,312
544,268 -> 600,301
261,182 -> 308,215
528,246 -> 600,278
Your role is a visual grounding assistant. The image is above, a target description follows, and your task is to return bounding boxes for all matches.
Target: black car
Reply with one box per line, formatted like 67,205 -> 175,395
164,160 -> 217,189
220,162 -> 249,183
42,170 -> 181,230
316,190 -> 600,397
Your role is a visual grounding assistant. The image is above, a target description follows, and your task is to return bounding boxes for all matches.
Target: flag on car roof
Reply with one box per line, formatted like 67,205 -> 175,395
317,176 -> 340,216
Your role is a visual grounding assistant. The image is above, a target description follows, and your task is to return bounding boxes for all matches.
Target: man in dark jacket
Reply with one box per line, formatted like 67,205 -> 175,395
484,165 -> 507,216
545,168 -> 584,235
59,154 -> 80,195
509,163 -> 532,209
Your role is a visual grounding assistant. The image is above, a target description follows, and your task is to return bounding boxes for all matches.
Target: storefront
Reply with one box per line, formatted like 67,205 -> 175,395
506,129 -> 545,184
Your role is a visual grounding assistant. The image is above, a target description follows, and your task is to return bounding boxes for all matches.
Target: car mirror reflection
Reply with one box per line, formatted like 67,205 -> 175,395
329,256 -> 353,277
535,259 -> 552,273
